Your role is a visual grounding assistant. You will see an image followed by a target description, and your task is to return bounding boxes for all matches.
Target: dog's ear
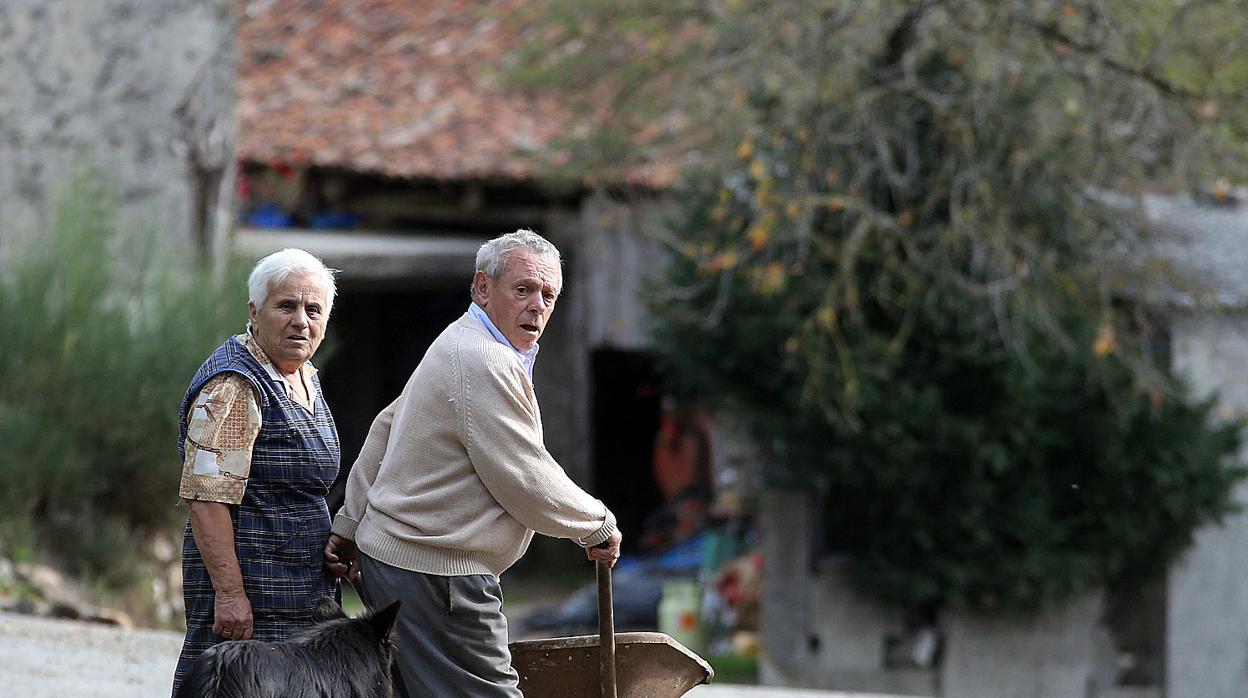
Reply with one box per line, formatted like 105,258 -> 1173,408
313,596 -> 347,623
370,600 -> 402,642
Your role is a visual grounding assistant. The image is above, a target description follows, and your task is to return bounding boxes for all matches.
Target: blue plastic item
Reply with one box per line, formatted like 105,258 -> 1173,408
247,202 -> 294,229
310,212 -> 362,230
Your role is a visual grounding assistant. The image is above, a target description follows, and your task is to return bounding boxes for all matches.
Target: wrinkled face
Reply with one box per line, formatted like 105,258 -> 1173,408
248,271 -> 329,373
474,250 -> 561,351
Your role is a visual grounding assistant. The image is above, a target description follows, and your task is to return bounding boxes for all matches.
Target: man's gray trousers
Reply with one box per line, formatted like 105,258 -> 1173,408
359,553 -> 523,698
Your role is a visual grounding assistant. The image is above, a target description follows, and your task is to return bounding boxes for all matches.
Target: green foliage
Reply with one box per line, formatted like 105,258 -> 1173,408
506,1 -> 1248,611
509,0 -> 1248,188
653,173 -> 1244,613
0,175 -> 245,587
707,652 -> 758,685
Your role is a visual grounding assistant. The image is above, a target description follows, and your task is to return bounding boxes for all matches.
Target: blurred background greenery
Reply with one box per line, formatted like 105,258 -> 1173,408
506,0 -> 1248,615
0,172 -> 245,602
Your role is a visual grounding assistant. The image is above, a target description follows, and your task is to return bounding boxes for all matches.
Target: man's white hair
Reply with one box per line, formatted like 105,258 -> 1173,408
248,248 -> 338,317
471,229 -> 561,298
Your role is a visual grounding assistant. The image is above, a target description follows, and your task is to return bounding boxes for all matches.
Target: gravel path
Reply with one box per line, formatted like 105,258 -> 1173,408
0,612 -> 182,697
0,612 -> 862,698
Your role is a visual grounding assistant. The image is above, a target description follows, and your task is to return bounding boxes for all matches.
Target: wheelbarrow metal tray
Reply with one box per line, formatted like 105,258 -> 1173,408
510,631 -> 714,697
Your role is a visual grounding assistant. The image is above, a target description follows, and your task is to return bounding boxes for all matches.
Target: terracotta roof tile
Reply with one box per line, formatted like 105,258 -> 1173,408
236,0 -> 675,186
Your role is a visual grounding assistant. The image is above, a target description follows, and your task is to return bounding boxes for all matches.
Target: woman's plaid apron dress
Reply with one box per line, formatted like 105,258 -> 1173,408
172,337 -> 340,692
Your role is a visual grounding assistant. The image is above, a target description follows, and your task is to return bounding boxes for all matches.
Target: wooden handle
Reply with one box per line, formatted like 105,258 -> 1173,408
597,560 -> 617,698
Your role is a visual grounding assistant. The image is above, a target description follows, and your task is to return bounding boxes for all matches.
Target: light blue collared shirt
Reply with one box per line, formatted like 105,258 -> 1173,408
468,302 -> 539,377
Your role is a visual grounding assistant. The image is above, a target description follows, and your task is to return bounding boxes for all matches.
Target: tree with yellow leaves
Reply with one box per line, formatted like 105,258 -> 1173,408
512,0 -> 1248,612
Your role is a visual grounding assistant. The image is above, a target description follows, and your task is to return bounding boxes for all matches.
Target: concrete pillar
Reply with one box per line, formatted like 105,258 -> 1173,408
759,489 -> 816,686
1166,313 -> 1248,698
759,490 -> 936,695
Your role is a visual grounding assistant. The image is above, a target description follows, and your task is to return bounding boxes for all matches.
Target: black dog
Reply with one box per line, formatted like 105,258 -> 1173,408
176,598 -> 401,698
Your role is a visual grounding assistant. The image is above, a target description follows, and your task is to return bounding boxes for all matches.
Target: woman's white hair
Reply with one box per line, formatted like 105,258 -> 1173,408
471,229 -> 561,299
248,248 -> 338,316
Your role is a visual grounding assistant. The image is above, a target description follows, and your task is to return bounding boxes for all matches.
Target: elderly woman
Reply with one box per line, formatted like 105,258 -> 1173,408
172,248 -> 341,693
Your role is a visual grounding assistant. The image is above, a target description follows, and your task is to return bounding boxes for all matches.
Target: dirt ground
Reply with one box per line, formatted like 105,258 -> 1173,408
0,578 -> 569,697
0,612 -> 182,697
0,611 -> 847,698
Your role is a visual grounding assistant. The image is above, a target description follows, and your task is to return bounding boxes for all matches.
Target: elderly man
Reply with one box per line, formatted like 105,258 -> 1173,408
325,229 -> 621,697
174,248 -> 341,694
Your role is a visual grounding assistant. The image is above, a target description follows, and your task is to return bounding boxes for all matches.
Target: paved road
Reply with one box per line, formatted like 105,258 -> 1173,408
0,611 -> 876,697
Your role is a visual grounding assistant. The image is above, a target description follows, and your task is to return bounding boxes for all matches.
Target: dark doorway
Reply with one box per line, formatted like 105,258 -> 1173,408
590,350 -> 664,544
320,286 -> 467,512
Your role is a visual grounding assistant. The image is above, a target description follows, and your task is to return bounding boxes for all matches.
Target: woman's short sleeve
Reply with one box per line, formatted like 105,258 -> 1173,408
178,373 -> 262,505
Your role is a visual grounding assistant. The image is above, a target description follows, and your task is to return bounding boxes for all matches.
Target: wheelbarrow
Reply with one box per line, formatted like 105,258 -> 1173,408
509,560 -> 715,697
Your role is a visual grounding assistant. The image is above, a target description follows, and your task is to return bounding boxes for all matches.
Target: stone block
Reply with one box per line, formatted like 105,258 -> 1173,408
942,592 -> 1113,698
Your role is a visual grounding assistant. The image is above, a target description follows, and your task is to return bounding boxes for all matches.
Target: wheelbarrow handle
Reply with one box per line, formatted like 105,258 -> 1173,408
597,558 -> 617,698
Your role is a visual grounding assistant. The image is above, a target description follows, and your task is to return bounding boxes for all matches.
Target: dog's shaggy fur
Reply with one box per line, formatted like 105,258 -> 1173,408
175,599 -> 401,698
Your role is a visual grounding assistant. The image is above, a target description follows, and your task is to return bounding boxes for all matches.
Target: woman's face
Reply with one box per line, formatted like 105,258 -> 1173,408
248,271 -> 329,373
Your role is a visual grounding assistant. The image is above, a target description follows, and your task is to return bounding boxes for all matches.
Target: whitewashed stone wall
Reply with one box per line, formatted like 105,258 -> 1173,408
942,594 -> 1115,698
760,489 -> 1115,697
759,491 -> 938,696
0,0 -> 234,251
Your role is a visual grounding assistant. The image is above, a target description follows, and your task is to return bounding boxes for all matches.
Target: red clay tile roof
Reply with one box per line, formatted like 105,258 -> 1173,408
236,0 -> 674,187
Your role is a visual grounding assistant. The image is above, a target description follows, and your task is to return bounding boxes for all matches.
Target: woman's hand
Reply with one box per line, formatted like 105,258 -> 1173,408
213,587 -> 254,640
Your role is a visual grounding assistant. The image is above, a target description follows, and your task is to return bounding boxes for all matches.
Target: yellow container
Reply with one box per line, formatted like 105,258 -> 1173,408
658,580 -> 704,652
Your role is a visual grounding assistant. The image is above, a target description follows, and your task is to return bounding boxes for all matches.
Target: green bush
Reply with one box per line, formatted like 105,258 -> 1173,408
633,4 -> 1248,614
652,173 -> 1246,613
502,0 -> 1248,616
0,176 -> 244,587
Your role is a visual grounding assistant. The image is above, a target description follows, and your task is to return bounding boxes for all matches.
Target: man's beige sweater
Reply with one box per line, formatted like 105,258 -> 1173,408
332,313 -> 617,578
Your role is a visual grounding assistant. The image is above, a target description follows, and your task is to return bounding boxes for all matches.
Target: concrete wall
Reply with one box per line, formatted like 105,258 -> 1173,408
0,0 -> 234,251
759,490 -> 938,696
1166,312 -> 1248,698
760,489 -> 1116,697
942,595 -> 1115,698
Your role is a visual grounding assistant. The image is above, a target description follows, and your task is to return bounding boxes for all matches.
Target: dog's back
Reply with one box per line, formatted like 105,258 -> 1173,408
176,600 -> 401,698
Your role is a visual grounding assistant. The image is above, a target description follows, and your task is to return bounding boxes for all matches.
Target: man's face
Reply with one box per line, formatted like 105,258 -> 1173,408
248,271 -> 329,372
475,250 -> 561,351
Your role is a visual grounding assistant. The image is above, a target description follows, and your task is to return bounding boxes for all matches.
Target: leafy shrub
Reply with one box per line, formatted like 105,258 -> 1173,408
651,171 -> 1246,613
0,175 -> 244,587
631,3 -> 1248,614
505,0 -> 1248,614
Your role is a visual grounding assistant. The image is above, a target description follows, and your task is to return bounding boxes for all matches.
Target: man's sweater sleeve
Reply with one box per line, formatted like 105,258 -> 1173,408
332,396 -> 399,540
462,352 -> 616,547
